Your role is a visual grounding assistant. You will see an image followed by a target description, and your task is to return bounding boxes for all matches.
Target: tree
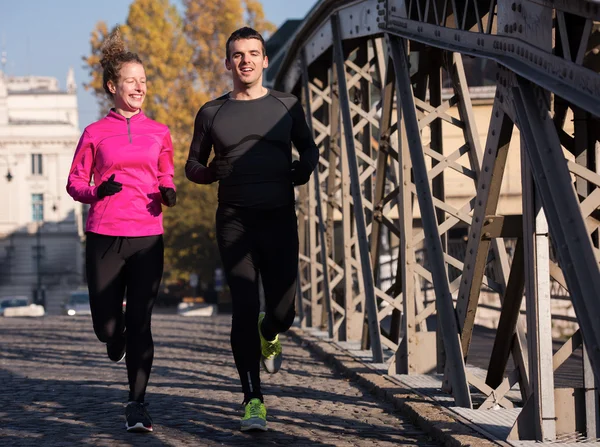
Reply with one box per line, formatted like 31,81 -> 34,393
82,21 -> 113,115
183,0 -> 276,97
83,0 -> 274,284
83,0 -> 205,141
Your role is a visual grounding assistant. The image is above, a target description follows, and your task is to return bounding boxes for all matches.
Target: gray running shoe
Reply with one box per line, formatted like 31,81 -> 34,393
125,401 -> 153,432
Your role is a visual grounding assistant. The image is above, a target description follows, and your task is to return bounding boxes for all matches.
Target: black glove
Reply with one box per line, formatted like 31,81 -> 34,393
159,186 -> 177,207
208,157 -> 233,181
97,174 -> 122,199
291,159 -> 313,186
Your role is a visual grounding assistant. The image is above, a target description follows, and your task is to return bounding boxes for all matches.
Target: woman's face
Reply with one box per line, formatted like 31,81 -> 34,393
108,62 -> 146,114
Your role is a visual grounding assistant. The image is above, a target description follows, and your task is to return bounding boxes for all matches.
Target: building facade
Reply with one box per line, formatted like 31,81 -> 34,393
0,69 -> 84,314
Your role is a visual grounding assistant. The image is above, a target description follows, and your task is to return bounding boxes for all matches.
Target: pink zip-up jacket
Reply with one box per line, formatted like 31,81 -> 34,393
67,109 -> 175,236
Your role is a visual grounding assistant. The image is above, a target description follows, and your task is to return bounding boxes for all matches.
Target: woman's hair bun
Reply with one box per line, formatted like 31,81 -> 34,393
100,28 -> 126,69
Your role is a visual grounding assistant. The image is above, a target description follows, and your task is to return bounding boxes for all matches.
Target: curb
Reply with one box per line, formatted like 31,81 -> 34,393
288,327 -> 504,447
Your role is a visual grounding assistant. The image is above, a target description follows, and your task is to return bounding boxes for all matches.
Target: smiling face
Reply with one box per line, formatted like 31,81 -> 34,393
107,62 -> 146,116
225,38 -> 268,90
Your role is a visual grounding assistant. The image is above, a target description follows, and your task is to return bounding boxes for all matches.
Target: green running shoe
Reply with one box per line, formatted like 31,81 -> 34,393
240,398 -> 267,431
258,312 -> 282,373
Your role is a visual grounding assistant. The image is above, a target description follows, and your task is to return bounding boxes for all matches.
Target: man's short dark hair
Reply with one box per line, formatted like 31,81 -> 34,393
226,27 -> 266,60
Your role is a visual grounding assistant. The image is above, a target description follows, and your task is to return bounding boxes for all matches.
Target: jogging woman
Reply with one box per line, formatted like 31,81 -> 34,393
66,29 -> 176,433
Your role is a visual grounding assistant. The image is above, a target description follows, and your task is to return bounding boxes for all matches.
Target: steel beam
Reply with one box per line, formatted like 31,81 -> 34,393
332,14 -> 384,362
514,77 -> 600,404
520,141 -> 556,441
380,3 -> 600,117
302,53 -> 334,338
388,33 -> 471,407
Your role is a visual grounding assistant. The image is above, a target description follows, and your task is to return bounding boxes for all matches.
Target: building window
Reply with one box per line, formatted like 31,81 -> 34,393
31,154 -> 43,175
32,193 -> 44,222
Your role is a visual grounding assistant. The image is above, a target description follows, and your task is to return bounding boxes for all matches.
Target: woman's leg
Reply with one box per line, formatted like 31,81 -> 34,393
85,233 -> 127,347
123,235 -> 164,403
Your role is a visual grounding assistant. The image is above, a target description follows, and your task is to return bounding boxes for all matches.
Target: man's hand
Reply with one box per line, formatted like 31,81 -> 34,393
97,174 -> 123,199
208,157 -> 233,181
159,186 -> 177,207
291,159 -> 313,186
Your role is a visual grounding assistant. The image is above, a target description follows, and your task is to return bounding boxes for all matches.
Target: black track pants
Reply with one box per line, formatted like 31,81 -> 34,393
216,204 -> 298,402
85,232 -> 164,403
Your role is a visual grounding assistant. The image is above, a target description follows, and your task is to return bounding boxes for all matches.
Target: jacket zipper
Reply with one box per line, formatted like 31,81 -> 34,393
127,117 -> 132,143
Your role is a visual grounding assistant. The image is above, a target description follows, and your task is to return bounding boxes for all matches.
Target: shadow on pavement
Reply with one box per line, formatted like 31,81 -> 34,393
0,314 -> 438,446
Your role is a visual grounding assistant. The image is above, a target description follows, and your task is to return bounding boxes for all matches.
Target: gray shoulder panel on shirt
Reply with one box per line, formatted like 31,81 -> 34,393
269,89 -> 300,112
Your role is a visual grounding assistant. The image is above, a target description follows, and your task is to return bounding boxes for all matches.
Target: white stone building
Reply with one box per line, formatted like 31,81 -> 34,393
0,69 -> 84,314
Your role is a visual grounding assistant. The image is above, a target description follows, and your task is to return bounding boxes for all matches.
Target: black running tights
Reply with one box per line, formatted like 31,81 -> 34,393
216,204 -> 298,403
85,232 -> 164,403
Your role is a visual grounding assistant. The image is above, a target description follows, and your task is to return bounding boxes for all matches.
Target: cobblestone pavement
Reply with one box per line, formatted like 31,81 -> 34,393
0,313 -> 441,446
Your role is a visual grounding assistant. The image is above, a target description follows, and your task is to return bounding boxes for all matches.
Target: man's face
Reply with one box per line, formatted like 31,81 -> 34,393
225,38 -> 268,88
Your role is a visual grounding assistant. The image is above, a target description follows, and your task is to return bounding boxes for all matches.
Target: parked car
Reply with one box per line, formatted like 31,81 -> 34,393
65,290 -> 91,316
0,296 -> 45,317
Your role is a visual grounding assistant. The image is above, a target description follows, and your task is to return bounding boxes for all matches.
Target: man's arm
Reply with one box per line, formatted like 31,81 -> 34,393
289,99 -> 319,185
158,129 -> 176,189
185,107 -> 216,184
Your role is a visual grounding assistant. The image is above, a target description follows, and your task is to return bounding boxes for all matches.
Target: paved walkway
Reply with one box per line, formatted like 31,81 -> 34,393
0,313 -> 441,446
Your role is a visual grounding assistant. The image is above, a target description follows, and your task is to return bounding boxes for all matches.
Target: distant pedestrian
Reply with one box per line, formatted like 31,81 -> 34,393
185,26 -> 318,431
66,28 -> 176,432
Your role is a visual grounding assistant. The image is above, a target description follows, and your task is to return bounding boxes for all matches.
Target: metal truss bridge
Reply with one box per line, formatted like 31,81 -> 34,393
269,0 -> 600,443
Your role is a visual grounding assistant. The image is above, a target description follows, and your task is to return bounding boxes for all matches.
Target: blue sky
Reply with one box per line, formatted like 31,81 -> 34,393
0,0 -> 316,128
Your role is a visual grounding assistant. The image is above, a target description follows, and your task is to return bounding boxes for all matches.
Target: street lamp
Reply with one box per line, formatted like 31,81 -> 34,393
0,153 -> 13,182
33,193 -> 59,308
46,193 -> 59,213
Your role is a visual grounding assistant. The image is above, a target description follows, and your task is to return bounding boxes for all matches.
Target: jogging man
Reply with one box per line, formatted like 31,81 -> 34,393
185,26 -> 318,431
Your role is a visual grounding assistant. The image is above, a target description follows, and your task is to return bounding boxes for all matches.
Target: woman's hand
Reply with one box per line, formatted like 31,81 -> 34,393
159,186 -> 177,207
97,174 -> 123,199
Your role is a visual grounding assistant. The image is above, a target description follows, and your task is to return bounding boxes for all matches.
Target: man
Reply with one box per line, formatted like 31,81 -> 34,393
185,27 -> 319,431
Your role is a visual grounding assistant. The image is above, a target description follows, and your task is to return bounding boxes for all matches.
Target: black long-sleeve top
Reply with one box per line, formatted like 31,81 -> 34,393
185,89 -> 319,209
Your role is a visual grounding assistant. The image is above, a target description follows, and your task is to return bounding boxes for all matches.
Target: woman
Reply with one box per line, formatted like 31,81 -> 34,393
66,29 -> 176,433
